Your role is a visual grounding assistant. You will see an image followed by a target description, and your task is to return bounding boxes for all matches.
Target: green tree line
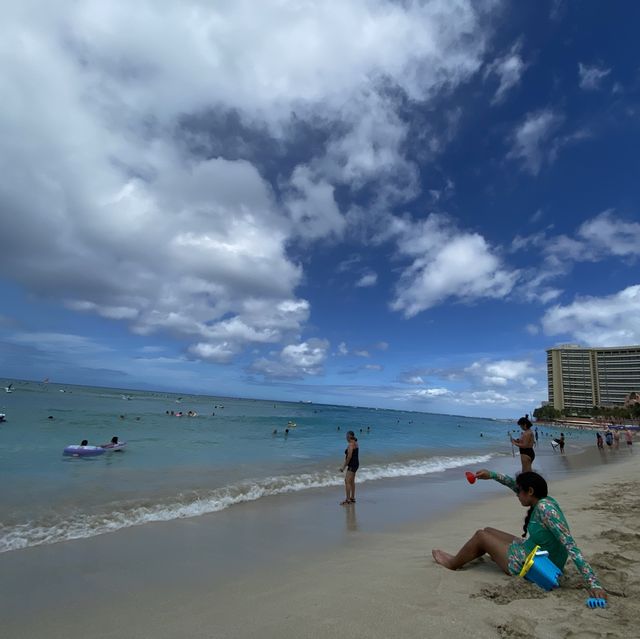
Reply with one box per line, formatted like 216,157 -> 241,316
534,403 -> 640,422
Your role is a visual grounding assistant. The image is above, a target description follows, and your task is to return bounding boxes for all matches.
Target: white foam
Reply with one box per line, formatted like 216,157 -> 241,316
0,453 -> 493,552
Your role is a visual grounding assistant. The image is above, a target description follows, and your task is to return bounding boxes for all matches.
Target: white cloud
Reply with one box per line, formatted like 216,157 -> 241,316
542,285 -> 640,346
363,364 -> 383,372
375,341 -> 389,351
578,63 -> 611,90
337,342 -> 349,356
485,41 -> 526,103
461,389 -> 510,405
577,210 -> 640,258
512,211 -> 639,306
409,387 -> 453,399
353,350 -> 371,358
404,375 -> 425,385
465,359 -> 535,387
188,342 -> 238,364
0,0 -> 497,370
391,214 -> 518,317
507,109 -> 563,174
251,338 -> 330,379
355,272 -> 378,288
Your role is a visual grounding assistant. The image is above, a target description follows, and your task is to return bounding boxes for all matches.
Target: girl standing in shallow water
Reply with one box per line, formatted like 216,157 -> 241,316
340,430 -> 359,505
511,415 -> 535,472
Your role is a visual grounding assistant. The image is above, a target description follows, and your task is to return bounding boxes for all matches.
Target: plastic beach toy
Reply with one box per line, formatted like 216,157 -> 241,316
518,545 -> 562,590
465,471 -> 476,484
586,598 -> 607,609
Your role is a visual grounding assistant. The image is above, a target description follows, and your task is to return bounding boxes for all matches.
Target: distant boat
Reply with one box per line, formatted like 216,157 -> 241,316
121,395 -> 132,401
4,383 -> 13,393
0,413 -> 6,422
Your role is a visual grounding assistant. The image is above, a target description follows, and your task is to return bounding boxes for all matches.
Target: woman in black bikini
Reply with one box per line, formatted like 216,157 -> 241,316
511,415 -> 535,472
340,430 -> 359,505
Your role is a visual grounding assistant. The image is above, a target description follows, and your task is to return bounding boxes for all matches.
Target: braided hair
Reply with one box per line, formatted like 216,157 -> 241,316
516,472 -> 548,537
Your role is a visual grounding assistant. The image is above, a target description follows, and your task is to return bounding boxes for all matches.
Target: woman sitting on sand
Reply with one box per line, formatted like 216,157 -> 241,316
432,470 -> 606,602
511,415 -> 535,472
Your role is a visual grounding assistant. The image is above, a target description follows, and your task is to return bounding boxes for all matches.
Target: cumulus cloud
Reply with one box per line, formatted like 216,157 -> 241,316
485,41 -> 527,103
578,63 -> 611,90
391,214 -> 518,317
402,384 -> 539,407
465,359 -> 538,388
0,0 -> 496,371
507,109 -> 563,174
250,338 -> 330,379
542,285 -> 640,346
395,356 -> 545,410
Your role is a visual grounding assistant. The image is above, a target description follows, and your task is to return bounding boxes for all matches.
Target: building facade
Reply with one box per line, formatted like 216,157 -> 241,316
547,344 -> 640,411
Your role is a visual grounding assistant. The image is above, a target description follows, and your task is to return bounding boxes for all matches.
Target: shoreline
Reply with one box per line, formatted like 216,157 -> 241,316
1,447 -> 638,638
536,418 -> 640,431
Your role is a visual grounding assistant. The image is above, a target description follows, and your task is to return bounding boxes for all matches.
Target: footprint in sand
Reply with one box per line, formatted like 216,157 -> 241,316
599,529 -> 640,552
495,618 -> 536,638
590,551 -> 634,572
471,581 -> 547,605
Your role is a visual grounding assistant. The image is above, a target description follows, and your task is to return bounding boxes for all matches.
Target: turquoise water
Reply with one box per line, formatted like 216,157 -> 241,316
0,380 -> 591,552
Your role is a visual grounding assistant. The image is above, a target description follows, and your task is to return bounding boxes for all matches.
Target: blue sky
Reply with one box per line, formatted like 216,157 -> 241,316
1,1 -> 639,417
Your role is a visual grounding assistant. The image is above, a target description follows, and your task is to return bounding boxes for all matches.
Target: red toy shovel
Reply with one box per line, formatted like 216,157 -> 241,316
465,471 -> 477,484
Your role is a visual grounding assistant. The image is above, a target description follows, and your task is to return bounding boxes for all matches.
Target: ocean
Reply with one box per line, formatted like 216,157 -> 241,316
0,379 -> 592,553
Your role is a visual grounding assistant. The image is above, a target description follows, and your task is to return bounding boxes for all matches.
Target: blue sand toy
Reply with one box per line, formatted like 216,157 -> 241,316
586,598 -> 607,609
518,545 -> 562,590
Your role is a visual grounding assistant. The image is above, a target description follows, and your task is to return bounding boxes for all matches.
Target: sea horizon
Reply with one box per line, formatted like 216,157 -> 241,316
1,376 -> 520,421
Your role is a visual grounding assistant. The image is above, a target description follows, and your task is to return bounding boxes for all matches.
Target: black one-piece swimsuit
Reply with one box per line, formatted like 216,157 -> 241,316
345,446 -> 359,472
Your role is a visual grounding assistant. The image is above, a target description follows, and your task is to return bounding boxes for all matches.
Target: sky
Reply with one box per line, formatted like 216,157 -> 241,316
1,1 -> 639,418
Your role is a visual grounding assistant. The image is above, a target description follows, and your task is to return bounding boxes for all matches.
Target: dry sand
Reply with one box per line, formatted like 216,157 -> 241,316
2,452 -> 638,639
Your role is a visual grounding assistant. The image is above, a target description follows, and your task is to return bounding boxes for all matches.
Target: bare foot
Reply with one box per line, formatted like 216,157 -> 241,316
432,549 -> 455,569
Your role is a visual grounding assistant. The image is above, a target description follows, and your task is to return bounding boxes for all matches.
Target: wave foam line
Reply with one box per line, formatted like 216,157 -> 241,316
0,453 -> 492,553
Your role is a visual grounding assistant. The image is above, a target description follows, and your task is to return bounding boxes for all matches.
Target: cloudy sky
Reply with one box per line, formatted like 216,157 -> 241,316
1,1 -> 639,417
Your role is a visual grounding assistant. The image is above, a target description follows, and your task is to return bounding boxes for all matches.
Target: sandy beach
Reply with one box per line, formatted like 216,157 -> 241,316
1,449 -> 638,639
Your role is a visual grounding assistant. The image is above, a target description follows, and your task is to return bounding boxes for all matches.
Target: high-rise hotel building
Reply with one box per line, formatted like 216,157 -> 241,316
547,344 -> 640,410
